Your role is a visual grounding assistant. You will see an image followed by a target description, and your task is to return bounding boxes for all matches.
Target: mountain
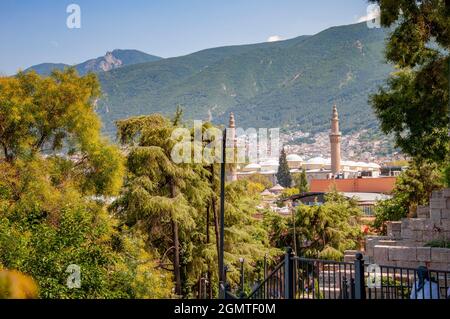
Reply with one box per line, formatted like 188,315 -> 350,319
24,49 -> 163,76
25,63 -> 70,76
96,22 -> 393,138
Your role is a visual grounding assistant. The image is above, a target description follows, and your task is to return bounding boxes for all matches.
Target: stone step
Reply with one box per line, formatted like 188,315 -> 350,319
417,205 -> 430,219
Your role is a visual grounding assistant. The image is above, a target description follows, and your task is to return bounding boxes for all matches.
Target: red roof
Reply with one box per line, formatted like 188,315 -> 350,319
310,177 -> 396,194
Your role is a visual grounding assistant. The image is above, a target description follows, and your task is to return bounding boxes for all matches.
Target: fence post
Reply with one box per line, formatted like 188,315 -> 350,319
354,253 -> 366,300
220,266 -> 229,299
284,247 -> 295,299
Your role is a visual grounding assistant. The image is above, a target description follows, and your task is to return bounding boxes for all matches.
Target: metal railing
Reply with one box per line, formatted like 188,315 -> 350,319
221,248 -> 450,300
247,259 -> 286,299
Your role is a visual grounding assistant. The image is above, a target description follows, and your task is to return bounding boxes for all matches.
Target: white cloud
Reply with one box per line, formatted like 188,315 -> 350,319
267,35 -> 283,43
357,4 -> 380,23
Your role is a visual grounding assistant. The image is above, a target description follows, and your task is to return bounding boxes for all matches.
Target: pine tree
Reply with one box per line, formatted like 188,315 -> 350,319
113,114 -> 205,296
294,169 -> 309,193
276,148 -> 292,188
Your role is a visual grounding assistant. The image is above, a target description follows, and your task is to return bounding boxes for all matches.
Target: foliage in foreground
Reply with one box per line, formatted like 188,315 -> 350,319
0,70 -> 171,298
264,192 -> 363,260
369,0 -> 450,181
111,113 -> 280,298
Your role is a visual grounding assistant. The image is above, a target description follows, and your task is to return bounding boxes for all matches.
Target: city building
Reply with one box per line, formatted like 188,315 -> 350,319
235,105 -> 382,184
309,177 -> 396,194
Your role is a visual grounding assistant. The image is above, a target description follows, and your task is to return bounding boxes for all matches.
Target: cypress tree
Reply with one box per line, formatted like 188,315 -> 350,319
295,168 -> 309,193
276,148 -> 292,188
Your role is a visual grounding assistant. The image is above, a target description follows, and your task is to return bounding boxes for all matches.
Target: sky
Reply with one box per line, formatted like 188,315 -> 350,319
0,0 -> 372,75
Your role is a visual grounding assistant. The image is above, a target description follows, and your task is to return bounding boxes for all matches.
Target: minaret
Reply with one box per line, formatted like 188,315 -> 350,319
330,105 -> 342,176
226,113 -> 238,182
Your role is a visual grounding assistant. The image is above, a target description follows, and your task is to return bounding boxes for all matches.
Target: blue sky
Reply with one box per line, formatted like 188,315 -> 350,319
0,0 -> 371,75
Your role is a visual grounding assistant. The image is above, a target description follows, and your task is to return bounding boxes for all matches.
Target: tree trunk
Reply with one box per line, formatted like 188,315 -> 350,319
170,180 -> 182,296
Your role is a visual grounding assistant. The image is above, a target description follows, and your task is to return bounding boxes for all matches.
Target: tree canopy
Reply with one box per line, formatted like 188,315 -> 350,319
0,70 -> 170,298
369,0 -> 450,164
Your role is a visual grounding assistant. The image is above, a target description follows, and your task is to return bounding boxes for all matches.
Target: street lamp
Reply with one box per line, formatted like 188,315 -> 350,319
219,128 -> 227,293
239,258 -> 245,297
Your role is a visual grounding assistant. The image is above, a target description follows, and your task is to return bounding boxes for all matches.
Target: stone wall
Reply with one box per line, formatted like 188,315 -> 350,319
372,246 -> 450,271
363,189 -> 450,271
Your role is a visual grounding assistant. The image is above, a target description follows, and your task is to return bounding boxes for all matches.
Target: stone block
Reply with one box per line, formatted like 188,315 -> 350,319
430,209 -> 442,222
401,228 -> 414,239
428,262 -> 450,272
432,190 -> 443,199
397,261 -> 425,269
422,220 -> 435,231
412,230 -> 424,242
377,260 -> 397,267
431,248 -> 450,263
443,189 -> 450,198
417,205 -> 430,219
373,246 -> 390,262
417,247 -> 432,262
422,231 -> 435,243
388,246 -> 417,261
446,198 -> 450,209
430,198 -> 445,209
441,209 -> 450,220
409,219 -> 425,231
378,240 -> 399,246
387,221 -> 402,239
440,219 -> 450,232
401,218 -> 410,229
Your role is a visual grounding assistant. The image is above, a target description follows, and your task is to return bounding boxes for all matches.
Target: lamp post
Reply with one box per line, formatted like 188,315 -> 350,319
239,258 -> 245,298
219,128 -> 227,293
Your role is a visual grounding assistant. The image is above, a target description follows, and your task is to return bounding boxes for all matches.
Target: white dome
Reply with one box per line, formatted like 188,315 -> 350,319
286,154 -> 303,162
245,163 -> 261,170
368,162 -> 381,169
356,162 -> 369,167
260,159 -> 279,166
306,157 -> 328,165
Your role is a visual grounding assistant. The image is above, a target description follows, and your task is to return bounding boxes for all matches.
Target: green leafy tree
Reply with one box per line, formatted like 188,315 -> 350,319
373,160 -> 444,233
246,174 -> 273,190
0,70 -> 170,298
112,114 -> 209,296
293,169 -> 309,193
369,0 -> 450,167
276,148 -> 292,188
293,192 -> 362,259
112,114 -> 277,298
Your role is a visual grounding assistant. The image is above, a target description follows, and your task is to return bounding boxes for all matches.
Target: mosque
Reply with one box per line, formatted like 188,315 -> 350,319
232,105 -> 381,184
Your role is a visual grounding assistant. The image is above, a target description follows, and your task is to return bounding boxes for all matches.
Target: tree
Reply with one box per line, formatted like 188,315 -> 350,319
276,148 -> 292,188
112,114 -> 208,296
293,169 -> 309,193
373,160 -> 444,233
246,174 -> 273,190
112,113 -> 279,297
292,192 -> 362,260
0,70 -> 170,298
369,0 -> 450,166
0,69 -> 124,196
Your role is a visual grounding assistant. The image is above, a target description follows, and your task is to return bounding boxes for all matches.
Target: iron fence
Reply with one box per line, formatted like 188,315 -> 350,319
221,249 -> 450,300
